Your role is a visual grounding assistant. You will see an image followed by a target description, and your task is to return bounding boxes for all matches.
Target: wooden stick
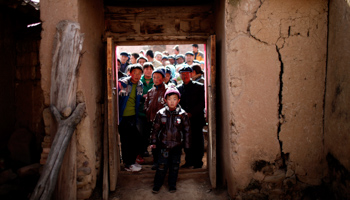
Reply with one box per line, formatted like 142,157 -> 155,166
30,103 -> 85,200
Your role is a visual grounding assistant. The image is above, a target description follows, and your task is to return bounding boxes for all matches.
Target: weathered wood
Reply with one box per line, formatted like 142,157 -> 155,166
106,37 -> 119,191
50,20 -> 84,113
30,20 -> 85,200
206,35 -> 217,188
30,104 -> 85,200
103,91 -> 109,199
104,5 -> 214,42
104,32 -> 208,45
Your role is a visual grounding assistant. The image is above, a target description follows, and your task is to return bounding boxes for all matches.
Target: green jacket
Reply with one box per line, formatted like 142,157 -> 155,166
139,75 -> 154,117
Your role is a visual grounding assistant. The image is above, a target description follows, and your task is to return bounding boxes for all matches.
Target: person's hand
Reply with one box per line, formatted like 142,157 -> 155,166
143,94 -> 147,98
150,144 -> 156,149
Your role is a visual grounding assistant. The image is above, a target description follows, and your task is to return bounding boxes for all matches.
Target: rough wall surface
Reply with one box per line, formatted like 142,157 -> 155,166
224,0 -> 328,196
325,0 -> 350,171
76,0 -> 104,199
269,0 -> 328,185
40,0 -> 104,199
324,0 -> 350,198
224,0 -> 281,195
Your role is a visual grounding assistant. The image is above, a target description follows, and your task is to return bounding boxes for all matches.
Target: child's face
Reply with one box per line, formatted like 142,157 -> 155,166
153,73 -> 164,85
143,66 -> 153,78
164,73 -> 171,83
165,94 -> 180,110
130,68 -> 142,84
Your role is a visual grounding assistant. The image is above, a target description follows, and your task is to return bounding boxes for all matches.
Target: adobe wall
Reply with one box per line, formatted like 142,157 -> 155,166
222,0 -> 328,197
324,0 -> 350,198
40,0 -> 104,199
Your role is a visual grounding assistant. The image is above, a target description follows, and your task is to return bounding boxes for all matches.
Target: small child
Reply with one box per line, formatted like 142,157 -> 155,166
151,85 -> 191,193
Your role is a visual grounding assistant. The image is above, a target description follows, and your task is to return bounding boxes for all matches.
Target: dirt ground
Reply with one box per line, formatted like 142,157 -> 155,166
90,127 -> 230,200
108,167 -> 229,200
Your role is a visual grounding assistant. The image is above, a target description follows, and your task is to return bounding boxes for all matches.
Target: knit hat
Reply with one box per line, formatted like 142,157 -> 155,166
164,84 -> 181,98
137,56 -> 148,63
129,63 -> 143,73
176,54 -> 185,60
152,67 -> 165,78
165,66 -> 172,75
178,65 -> 193,73
191,64 -> 204,75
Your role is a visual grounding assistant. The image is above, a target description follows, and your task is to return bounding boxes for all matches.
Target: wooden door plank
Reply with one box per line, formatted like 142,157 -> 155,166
206,35 -> 217,188
107,37 -> 118,191
103,95 -> 109,199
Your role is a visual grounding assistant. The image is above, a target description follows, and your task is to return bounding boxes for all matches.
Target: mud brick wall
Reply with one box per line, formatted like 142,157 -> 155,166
324,0 -> 350,198
220,0 -> 328,196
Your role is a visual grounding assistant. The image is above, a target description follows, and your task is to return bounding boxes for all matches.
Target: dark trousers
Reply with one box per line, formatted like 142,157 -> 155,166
137,116 -> 151,154
119,116 -> 141,166
185,121 -> 204,167
154,147 -> 182,188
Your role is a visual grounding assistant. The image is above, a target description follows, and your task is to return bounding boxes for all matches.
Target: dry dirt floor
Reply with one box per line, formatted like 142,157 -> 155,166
90,150 -> 229,200
109,167 -> 229,200
90,127 -> 229,199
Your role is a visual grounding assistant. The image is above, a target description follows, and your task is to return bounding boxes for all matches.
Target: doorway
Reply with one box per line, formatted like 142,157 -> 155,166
104,37 -> 216,195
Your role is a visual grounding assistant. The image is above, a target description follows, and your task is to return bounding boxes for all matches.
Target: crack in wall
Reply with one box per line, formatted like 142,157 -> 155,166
276,44 -> 286,166
247,0 -> 267,44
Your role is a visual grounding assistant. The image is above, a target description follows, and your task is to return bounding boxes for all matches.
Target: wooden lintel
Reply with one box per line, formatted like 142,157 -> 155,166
102,33 -> 209,45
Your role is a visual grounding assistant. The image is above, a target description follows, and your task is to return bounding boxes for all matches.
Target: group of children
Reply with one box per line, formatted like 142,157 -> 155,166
117,45 -> 205,194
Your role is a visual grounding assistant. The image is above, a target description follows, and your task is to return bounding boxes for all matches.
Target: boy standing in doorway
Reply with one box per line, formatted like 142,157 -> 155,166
151,85 -> 191,193
118,64 -> 144,172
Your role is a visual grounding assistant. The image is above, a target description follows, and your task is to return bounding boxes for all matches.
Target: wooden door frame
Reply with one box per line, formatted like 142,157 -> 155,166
105,37 -> 217,188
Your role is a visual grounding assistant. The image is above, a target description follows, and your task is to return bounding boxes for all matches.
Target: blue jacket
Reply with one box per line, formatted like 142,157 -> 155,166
118,77 -> 143,123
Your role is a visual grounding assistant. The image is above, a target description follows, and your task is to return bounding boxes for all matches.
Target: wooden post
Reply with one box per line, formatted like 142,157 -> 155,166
30,20 -> 85,200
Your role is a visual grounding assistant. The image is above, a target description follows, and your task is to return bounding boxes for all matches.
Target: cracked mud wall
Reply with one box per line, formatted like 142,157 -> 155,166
324,0 -> 350,197
223,0 -> 328,196
40,0 -> 104,199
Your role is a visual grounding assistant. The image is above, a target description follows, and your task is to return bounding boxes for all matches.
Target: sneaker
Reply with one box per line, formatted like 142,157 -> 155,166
125,164 -> 141,172
169,186 -> 176,193
152,186 -> 160,194
136,155 -> 145,164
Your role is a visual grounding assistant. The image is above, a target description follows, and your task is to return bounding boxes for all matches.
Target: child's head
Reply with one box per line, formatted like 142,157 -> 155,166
164,85 -> 181,110
152,68 -> 165,85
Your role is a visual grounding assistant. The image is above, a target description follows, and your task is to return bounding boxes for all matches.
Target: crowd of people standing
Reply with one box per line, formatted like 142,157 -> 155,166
116,44 -> 206,193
